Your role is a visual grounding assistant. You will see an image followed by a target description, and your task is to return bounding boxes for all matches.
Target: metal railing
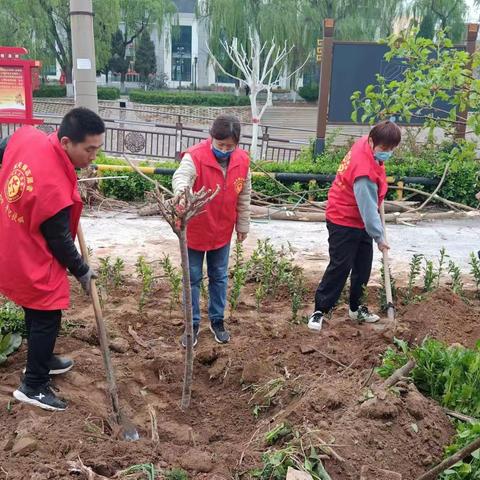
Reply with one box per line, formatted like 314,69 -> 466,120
1,113 -> 309,163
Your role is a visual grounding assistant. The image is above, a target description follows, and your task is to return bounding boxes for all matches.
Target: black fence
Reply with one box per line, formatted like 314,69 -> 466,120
1,113 -> 309,163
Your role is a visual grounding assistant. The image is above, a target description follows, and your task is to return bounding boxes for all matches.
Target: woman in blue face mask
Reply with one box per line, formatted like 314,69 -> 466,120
172,115 -> 251,347
308,120 -> 401,331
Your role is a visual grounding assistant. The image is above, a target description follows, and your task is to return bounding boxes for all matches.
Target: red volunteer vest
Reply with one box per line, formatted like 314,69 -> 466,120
182,139 -> 250,251
0,126 -> 83,310
326,136 -> 388,229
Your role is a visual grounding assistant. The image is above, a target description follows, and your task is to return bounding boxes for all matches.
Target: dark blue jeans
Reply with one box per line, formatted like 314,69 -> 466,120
188,243 -> 230,327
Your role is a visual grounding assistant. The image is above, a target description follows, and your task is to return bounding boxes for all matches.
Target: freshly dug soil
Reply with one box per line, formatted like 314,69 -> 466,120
0,276 -> 474,480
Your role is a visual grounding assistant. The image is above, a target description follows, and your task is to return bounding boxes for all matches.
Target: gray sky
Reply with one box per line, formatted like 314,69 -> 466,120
466,0 -> 479,22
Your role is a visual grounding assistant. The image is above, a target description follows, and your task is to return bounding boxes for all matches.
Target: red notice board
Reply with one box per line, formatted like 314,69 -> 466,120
0,47 -> 43,125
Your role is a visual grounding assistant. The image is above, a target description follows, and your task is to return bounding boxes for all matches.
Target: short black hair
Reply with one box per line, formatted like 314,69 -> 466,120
57,107 -> 105,143
369,120 -> 401,149
210,114 -> 241,144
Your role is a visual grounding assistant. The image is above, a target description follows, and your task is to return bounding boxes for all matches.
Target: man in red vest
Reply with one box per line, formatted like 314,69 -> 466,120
0,108 -> 105,411
173,114 -> 251,347
308,120 -> 401,331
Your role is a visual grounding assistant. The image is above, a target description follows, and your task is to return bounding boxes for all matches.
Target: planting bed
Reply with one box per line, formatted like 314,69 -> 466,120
1,274 -> 479,479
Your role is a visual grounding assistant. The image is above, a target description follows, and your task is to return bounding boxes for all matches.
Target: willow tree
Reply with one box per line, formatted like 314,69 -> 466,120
407,0 -> 469,42
0,0 -> 120,92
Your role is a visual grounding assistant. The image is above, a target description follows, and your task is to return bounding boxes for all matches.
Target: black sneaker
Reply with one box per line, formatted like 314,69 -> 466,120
181,325 -> 199,348
307,311 -> 325,331
22,355 -> 74,375
209,321 -> 230,344
13,382 -> 67,411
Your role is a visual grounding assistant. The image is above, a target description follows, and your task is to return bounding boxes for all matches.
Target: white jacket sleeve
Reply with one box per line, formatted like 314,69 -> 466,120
172,153 -> 197,195
236,169 -> 251,234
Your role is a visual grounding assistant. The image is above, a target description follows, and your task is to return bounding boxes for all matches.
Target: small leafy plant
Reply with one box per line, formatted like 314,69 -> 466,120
0,301 -> 25,336
0,332 -> 22,365
422,258 -> 438,293
229,240 -> 248,318
469,252 -> 480,297
97,256 -> 125,293
448,260 -> 465,298
437,247 -> 448,289
164,468 -> 189,480
405,254 -> 423,304
136,256 -> 155,313
160,254 -> 182,317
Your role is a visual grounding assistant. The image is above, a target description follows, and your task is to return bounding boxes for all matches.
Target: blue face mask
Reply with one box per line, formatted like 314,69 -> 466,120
374,150 -> 393,162
212,146 -> 234,161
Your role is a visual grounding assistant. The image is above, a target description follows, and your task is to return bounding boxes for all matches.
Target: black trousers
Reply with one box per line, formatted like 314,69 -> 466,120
314,221 -> 373,313
23,307 -> 62,388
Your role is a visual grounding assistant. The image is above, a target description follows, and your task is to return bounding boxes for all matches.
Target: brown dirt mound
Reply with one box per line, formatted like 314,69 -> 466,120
0,278 -> 478,479
398,289 -> 480,347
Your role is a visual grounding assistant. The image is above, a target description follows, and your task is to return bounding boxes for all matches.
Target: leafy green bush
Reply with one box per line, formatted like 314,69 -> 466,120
298,83 -> 318,102
378,338 -> 480,479
33,84 -> 66,97
129,90 -> 250,106
0,301 -> 25,336
97,86 -> 120,100
94,139 -> 479,206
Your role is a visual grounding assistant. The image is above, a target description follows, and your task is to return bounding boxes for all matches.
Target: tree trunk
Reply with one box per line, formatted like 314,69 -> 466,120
179,227 -> 194,410
250,92 -> 260,161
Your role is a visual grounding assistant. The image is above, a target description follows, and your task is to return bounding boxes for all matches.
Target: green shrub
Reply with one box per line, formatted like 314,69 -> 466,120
0,301 -> 25,336
97,86 -> 120,100
129,90 -> 250,106
298,83 -> 318,102
33,84 -> 66,98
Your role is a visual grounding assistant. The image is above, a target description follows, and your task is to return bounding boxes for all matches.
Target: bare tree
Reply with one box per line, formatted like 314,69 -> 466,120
125,158 -> 219,409
207,29 -> 308,160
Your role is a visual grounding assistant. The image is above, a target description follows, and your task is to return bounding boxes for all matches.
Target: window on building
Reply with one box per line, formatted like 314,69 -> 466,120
171,25 -> 192,82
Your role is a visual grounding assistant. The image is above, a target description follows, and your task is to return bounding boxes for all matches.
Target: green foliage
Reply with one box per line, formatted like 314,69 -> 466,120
351,29 -> 480,138
448,260 -> 465,298
422,258 -> 438,293
129,90 -> 250,106
33,85 -> 66,98
247,239 -> 307,320
405,254 -> 423,303
378,338 -> 480,416
0,332 -> 22,365
437,247 -> 449,288
164,468 -> 189,480
0,301 -> 25,336
264,422 -> 292,446
469,252 -> 480,297
97,256 -> 125,294
121,463 -> 156,480
440,422 -> 480,479
298,84 -> 318,102
134,31 -> 156,84
160,254 -> 182,317
97,86 -> 121,100
229,241 -> 248,318
33,85 -> 120,100
135,256 -> 154,313
251,443 -> 331,480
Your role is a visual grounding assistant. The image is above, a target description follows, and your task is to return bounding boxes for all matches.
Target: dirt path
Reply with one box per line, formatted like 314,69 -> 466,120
81,209 -> 480,283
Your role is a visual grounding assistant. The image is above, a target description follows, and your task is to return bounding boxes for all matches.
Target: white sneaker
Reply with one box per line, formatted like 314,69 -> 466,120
308,311 -> 325,331
349,305 -> 380,324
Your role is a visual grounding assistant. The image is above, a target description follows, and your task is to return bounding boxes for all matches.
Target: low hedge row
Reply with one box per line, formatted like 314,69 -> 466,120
33,85 -> 120,100
129,90 -> 250,107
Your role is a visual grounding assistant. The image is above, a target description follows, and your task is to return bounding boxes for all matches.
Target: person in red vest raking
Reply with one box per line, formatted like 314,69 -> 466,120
173,114 -> 251,347
308,120 -> 402,331
0,108 -> 105,411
